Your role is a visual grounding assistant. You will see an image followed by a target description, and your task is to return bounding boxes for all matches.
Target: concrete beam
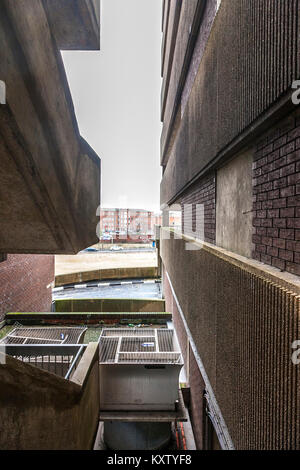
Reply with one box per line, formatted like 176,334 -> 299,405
0,1 -> 101,253
99,390 -> 188,423
43,0 -> 100,50
4,312 -> 172,325
0,342 -> 100,450
54,298 -> 166,313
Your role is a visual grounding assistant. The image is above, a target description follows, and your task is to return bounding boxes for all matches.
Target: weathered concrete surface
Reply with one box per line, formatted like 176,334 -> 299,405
54,298 -> 165,313
216,150 -> 254,258
161,0 -> 300,204
161,0 -> 207,162
55,266 -> 158,287
161,229 -> 300,449
0,343 -> 99,450
161,0 -> 183,122
0,0 -> 100,254
5,312 -> 171,326
43,0 -> 100,50
55,251 -> 157,276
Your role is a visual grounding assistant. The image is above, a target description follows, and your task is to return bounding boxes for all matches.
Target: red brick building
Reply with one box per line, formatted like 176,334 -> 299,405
100,208 -> 162,239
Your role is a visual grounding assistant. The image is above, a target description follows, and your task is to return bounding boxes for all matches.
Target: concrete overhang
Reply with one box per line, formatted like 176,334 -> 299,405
43,0 -> 101,50
0,1 -> 101,254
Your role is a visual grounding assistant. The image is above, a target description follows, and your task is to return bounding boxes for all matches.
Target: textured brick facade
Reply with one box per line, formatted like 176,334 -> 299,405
0,255 -> 54,320
161,0 -> 300,205
164,266 -> 205,450
179,172 -> 216,244
161,231 -> 300,450
188,345 -> 205,450
161,0 -> 300,451
163,265 -> 188,367
253,112 -> 300,276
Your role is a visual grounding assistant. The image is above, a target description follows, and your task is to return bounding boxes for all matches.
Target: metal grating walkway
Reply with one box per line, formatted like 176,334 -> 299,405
0,327 -> 87,345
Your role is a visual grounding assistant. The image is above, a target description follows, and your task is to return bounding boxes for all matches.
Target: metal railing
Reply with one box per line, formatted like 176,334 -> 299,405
4,344 -> 86,380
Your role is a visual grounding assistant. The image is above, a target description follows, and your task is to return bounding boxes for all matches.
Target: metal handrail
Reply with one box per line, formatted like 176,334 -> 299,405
64,344 -> 85,380
4,344 -> 86,380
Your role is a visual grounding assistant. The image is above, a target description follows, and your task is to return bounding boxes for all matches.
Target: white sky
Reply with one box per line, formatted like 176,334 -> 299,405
62,0 -> 163,213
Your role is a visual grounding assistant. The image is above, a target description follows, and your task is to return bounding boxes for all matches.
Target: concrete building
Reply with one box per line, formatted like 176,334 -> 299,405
0,1 -> 101,319
160,0 -> 300,450
0,0 -> 101,255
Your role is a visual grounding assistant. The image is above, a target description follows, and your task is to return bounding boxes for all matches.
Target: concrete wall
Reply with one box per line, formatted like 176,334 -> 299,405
161,0 -> 218,165
55,266 -> 158,287
216,150 -> 254,258
0,343 -> 99,450
161,228 -> 300,449
0,1 -> 100,254
54,298 -> 165,313
43,0 -> 100,50
0,255 -> 54,321
161,0 -> 300,205
164,267 -> 205,450
5,312 -> 172,327
160,0 -> 300,452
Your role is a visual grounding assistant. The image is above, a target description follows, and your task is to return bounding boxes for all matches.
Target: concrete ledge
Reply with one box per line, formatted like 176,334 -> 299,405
71,342 -> 99,388
164,228 -> 300,293
43,0 -> 100,50
54,298 -> 165,313
55,266 -> 158,287
0,341 -> 100,449
99,390 -> 187,423
5,312 -> 171,326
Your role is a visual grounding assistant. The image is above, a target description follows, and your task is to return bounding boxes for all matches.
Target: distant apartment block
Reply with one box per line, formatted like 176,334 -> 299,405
99,208 -> 162,239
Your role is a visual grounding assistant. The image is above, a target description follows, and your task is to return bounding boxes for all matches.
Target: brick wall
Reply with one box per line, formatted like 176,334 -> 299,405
253,111 -> 300,276
179,172 -> 216,244
0,255 -> 54,320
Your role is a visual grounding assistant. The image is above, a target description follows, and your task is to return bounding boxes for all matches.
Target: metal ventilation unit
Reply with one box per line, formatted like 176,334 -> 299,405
99,328 -> 183,411
0,326 -> 87,345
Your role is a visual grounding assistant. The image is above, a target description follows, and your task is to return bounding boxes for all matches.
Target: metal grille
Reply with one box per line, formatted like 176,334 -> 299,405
4,344 -> 86,380
118,352 -> 182,364
157,329 -> 174,352
120,337 -> 156,352
101,328 -> 156,337
99,337 -> 119,363
99,328 -> 182,364
0,327 -> 87,345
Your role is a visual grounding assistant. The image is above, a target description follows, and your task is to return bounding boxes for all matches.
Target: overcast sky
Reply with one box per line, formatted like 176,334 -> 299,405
62,0 -> 162,213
